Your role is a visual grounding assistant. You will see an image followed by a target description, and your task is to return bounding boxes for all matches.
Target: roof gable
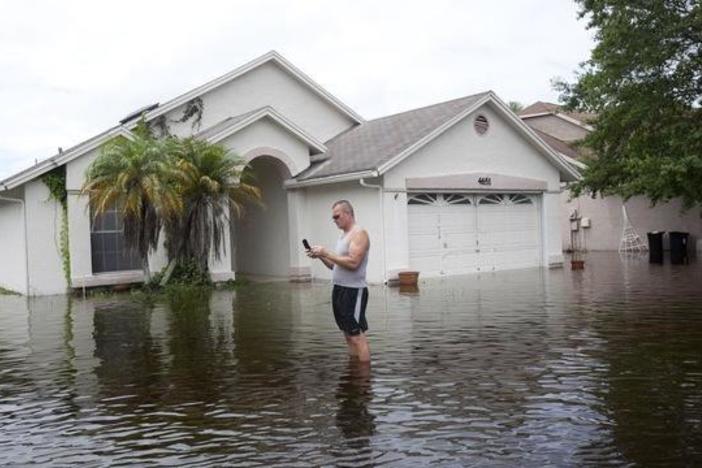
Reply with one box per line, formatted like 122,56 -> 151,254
293,92 -> 580,186
295,92 -> 489,182
134,51 -> 364,128
196,106 -> 327,155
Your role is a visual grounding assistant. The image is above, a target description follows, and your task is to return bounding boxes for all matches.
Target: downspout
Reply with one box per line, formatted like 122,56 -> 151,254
0,195 -> 30,295
359,171 -> 388,284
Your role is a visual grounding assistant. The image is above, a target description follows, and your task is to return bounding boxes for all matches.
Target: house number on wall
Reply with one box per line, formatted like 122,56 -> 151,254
478,177 -> 492,186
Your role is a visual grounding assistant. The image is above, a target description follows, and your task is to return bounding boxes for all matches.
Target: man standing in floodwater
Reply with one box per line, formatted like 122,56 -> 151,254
308,200 -> 371,362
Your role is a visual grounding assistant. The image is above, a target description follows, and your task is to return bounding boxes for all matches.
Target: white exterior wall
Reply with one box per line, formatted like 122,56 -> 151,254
0,193 -> 27,294
218,118 -> 311,176
24,180 -> 66,295
165,61 -> 356,143
384,104 -> 564,270
543,192 -> 564,266
562,191 -> 702,252
300,182 -> 384,283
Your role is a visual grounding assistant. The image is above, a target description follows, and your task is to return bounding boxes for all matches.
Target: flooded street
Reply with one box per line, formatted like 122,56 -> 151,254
1,252 -> 701,466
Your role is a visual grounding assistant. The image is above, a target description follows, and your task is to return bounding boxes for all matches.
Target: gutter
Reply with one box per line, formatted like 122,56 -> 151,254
285,170 -> 377,189
0,195 -> 30,295
358,170 -> 388,284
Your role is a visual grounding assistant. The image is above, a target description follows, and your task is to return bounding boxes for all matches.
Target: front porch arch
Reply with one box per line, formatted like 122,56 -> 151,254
242,146 -> 304,178
233,154 -> 293,278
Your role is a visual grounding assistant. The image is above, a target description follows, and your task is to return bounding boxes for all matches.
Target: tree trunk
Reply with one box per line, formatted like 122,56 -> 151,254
160,259 -> 177,287
142,257 -> 151,283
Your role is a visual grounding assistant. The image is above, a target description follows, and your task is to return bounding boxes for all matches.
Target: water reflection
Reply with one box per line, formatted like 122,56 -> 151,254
0,253 -> 701,465
335,361 -> 375,457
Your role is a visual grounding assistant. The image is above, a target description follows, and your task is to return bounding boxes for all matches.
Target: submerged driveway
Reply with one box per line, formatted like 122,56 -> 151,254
1,252 -> 700,465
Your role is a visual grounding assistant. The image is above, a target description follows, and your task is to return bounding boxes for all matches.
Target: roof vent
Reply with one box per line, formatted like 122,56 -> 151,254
474,115 -> 489,135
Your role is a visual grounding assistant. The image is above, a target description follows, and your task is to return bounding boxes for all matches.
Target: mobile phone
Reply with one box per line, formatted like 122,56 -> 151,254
302,239 -> 311,250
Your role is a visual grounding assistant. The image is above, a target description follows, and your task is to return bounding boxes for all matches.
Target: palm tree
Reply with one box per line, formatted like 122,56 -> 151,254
82,119 -> 181,282
161,137 -> 261,284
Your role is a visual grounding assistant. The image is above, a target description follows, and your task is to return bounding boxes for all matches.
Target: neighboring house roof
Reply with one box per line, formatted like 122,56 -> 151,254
133,50 -> 364,128
531,128 -> 579,160
0,126 -> 135,191
519,101 -> 595,130
195,106 -> 327,156
531,128 -> 586,171
292,92 -> 580,186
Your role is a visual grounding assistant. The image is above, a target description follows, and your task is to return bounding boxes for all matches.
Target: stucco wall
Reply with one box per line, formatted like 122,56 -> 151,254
301,182 -> 384,283
164,61 -> 357,143
24,180 -> 66,295
218,117 -> 311,176
562,191 -> 702,252
0,192 -> 27,294
384,104 -> 561,191
385,103 -> 564,267
522,115 -> 588,143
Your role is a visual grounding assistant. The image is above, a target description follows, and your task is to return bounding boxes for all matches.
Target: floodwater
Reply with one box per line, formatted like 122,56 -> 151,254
1,253 -> 701,466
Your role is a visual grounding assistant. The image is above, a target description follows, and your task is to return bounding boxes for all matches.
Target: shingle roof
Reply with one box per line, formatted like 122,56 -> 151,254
296,92 -> 489,181
531,128 -> 580,160
520,101 -> 595,125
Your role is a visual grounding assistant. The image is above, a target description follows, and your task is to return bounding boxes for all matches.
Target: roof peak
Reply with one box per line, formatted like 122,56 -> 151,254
368,91 -> 492,123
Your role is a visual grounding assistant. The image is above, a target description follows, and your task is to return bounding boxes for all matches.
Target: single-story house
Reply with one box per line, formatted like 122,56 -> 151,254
519,102 -> 702,253
0,51 -> 579,296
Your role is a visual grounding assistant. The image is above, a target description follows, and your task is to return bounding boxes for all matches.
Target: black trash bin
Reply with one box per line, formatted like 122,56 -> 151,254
669,231 -> 689,264
647,231 -> 664,263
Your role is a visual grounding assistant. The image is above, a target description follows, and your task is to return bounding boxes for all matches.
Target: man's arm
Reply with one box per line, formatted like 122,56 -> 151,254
316,230 -> 369,271
306,246 -> 335,269
318,256 -> 334,270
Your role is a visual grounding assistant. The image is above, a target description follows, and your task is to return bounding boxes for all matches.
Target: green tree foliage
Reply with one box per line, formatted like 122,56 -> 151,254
41,166 -> 71,288
556,0 -> 702,208
81,119 -> 181,281
83,117 -> 262,286
163,137 -> 261,280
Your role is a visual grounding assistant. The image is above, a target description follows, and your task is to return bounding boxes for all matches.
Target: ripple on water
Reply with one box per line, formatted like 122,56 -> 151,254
0,253 -> 701,465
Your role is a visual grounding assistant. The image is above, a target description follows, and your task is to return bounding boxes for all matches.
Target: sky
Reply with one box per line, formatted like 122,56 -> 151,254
0,0 -> 595,180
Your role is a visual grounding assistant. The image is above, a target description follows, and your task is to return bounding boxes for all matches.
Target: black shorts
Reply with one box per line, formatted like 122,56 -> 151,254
332,285 -> 369,336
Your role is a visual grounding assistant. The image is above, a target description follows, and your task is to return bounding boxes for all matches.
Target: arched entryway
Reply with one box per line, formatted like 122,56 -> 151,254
233,155 -> 291,278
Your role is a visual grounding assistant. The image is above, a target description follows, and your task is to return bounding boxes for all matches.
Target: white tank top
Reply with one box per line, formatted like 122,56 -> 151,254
332,229 -> 368,288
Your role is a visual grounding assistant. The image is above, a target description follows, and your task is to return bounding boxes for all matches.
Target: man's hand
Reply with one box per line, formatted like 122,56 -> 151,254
308,245 -> 334,270
307,245 -> 327,258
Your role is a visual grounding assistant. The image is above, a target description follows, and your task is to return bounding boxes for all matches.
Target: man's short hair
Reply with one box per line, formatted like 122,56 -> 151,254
332,200 -> 355,217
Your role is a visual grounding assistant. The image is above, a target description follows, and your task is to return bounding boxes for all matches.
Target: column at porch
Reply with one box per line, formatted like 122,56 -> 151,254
383,190 -> 411,281
287,188 -> 311,282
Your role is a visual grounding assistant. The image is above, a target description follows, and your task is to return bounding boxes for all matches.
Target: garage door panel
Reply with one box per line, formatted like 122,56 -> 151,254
408,193 -> 541,275
477,194 -> 540,272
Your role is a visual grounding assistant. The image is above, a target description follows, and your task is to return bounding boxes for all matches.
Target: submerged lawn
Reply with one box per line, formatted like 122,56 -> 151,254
0,252 -> 701,465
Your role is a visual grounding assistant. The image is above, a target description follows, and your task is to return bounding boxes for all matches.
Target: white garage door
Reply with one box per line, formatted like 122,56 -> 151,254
408,193 -> 541,276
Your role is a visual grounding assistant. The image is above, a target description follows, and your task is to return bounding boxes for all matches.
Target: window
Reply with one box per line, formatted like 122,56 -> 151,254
474,115 -> 489,135
478,194 -> 533,205
90,206 -> 141,273
408,193 -> 472,206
